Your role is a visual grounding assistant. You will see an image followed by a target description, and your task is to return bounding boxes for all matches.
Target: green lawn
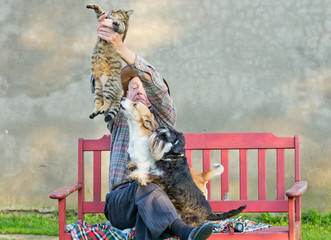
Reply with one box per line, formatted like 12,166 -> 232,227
0,209 -> 330,239
0,211 -> 107,236
247,210 -> 331,240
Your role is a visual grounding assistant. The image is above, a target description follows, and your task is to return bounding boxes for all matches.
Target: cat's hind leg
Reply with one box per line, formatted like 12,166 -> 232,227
102,80 -> 123,122
98,75 -> 123,116
89,78 -> 103,119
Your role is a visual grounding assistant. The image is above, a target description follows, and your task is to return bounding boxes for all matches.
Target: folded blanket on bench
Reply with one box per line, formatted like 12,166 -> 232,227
67,220 -> 134,240
213,216 -> 271,234
67,217 -> 271,240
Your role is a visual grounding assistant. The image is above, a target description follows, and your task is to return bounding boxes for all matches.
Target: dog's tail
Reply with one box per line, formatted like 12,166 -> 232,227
203,163 -> 224,182
207,205 -> 246,221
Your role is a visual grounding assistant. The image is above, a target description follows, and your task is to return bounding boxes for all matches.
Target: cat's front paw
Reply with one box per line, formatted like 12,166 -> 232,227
112,21 -> 125,34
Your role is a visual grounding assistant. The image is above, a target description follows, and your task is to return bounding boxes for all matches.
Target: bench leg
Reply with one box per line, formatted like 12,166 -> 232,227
288,197 -> 295,240
59,198 -> 67,240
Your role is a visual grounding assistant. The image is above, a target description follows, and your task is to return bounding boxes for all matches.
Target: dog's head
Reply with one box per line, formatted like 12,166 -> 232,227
148,126 -> 186,160
121,97 -> 157,131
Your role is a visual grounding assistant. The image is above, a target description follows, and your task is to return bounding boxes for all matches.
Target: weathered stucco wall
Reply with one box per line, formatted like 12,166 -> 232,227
1,0 -> 330,212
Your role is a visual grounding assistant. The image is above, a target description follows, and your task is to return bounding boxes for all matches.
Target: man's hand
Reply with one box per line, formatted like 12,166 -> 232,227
95,12 -> 136,65
96,12 -> 124,49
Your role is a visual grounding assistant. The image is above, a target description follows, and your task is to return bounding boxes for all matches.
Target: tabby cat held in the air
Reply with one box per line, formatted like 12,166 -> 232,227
87,4 -> 133,122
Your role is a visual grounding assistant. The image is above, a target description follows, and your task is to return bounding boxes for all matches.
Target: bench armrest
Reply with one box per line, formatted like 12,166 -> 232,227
49,183 -> 83,200
286,180 -> 308,198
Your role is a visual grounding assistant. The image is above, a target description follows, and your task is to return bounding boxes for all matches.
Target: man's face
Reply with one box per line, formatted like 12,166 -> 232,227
126,77 -> 151,107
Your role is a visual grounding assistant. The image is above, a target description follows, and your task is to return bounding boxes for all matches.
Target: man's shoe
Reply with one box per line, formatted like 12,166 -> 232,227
188,221 -> 213,240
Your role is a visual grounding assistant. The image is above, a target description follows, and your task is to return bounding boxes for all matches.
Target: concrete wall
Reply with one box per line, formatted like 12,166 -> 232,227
1,0 -> 330,212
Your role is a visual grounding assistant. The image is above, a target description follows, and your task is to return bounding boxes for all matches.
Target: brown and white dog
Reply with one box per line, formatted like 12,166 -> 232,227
121,97 -> 221,192
120,97 -> 159,186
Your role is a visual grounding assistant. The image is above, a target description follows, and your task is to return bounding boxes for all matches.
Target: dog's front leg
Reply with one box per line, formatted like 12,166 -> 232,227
127,170 -> 150,186
127,161 -> 137,172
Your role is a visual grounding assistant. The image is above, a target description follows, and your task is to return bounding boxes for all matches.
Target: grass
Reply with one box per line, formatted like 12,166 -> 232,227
0,209 -> 330,239
242,209 -> 331,240
0,210 -> 107,236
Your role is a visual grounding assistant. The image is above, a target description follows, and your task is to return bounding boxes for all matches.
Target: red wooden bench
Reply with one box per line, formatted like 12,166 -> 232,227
49,133 -> 308,240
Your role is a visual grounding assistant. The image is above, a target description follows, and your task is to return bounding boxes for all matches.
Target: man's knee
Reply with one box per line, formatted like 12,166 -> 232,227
136,182 -> 164,198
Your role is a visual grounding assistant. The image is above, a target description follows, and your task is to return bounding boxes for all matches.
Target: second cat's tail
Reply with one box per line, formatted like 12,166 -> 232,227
207,205 -> 246,221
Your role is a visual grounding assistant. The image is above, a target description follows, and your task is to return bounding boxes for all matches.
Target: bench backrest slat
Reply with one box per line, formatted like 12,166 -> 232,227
240,149 -> 248,200
93,151 -> 102,202
258,149 -> 267,200
186,150 -> 192,166
203,150 -> 211,200
221,150 -> 229,200
277,149 -> 285,200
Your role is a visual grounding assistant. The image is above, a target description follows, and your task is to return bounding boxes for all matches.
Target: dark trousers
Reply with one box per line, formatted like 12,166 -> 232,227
104,182 -> 180,240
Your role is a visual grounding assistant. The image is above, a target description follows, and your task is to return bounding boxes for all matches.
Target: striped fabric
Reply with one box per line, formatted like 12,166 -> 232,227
107,55 -> 177,191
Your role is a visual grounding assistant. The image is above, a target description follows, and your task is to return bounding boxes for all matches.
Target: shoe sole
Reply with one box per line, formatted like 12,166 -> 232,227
189,221 -> 213,240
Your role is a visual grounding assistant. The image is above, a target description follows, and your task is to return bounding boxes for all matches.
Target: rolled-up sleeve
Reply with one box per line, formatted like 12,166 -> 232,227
128,55 -> 177,127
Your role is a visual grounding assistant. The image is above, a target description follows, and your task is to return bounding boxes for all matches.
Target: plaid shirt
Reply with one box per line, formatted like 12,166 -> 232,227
108,55 -> 177,190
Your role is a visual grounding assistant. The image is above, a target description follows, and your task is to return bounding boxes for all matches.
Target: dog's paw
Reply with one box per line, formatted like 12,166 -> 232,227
127,162 -> 137,172
138,180 -> 147,186
127,172 -> 137,182
137,173 -> 148,186
128,171 -> 150,186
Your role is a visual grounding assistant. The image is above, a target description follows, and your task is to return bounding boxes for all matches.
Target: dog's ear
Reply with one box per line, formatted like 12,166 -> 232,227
142,115 -> 157,131
149,131 -> 172,160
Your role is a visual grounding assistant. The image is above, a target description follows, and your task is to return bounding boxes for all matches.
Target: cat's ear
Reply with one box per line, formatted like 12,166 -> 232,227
126,10 -> 134,17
